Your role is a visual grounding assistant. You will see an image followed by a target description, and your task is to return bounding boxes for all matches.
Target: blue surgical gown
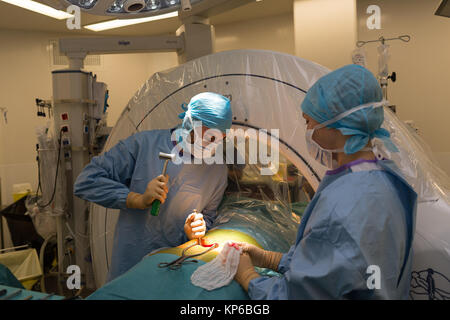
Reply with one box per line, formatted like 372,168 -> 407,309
248,159 -> 417,299
74,129 -> 228,281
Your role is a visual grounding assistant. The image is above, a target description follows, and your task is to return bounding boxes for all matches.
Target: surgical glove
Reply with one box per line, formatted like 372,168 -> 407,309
234,253 -> 260,292
126,175 -> 169,210
236,242 -> 283,271
184,212 -> 206,240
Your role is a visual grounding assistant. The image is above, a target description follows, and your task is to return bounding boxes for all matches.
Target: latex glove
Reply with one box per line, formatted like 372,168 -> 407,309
234,253 -> 260,292
126,174 -> 169,210
236,242 -> 283,271
184,212 -> 206,240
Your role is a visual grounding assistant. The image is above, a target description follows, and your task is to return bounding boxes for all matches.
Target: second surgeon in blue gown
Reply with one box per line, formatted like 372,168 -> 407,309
234,65 -> 418,299
74,92 -> 232,281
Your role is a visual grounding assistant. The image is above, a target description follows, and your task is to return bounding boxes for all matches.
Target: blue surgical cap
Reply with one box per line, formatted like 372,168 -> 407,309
178,92 -> 232,133
301,64 -> 397,154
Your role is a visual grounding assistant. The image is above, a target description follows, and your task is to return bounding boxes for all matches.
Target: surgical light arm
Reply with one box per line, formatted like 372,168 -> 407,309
59,35 -> 184,69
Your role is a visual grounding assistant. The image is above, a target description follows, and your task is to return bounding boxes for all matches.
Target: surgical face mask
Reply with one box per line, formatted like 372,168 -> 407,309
305,100 -> 389,169
191,127 -> 222,160
305,128 -> 342,169
180,113 -> 224,160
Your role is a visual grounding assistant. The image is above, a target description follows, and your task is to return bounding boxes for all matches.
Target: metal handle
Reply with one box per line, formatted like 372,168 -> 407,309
161,158 -> 170,177
0,289 -> 22,300
39,293 -> 55,300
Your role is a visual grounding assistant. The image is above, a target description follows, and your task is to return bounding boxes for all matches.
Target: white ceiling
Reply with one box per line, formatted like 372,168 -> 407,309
0,0 -> 293,36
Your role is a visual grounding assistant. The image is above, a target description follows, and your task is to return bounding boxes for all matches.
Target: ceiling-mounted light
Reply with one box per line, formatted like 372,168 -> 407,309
77,0 -> 97,9
65,0 -> 97,10
104,0 -> 201,15
146,0 -> 161,11
107,0 -> 124,13
124,0 -> 146,12
84,10 -> 178,31
1,0 -> 73,20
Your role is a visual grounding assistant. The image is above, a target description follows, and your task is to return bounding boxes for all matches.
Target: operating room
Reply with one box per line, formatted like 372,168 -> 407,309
0,0 -> 449,304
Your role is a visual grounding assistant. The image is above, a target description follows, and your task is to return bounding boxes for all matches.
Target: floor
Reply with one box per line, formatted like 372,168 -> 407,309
35,273 -> 96,299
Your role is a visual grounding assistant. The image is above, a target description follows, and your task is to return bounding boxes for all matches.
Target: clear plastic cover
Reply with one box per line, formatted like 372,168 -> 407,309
35,122 -> 66,209
383,108 -> 450,203
25,196 -> 56,241
29,121 -> 66,240
377,43 -> 391,78
212,137 -> 310,253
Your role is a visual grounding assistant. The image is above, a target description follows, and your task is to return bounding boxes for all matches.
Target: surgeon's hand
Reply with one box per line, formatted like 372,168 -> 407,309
126,175 -> 169,210
184,212 -> 206,240
236,242 -> 283,271
234,253 -> 260,292
142,174 -> 169,206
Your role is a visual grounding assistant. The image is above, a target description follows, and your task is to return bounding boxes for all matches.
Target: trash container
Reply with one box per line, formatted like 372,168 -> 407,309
0,196 -> 43,250
0,248 -> 43,290
0,196 -> 54,289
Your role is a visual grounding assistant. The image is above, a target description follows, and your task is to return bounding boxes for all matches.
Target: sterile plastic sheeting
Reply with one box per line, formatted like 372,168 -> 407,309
213,196 -> 305,253
25,195 -> 56,241
213,195 -> 298,279
213,133 -> 308,252
35,122 -> 67,215
383,108 -> 450,203
214,150 -> 308,253
35,123 -> 57,206
382,108 -> 450,300
89,205 -> 119,287
93,81 -> 108,120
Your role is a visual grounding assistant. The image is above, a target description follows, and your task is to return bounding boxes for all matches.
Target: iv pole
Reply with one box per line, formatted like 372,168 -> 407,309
356,35 -> 411,113
356,35 -> 411,48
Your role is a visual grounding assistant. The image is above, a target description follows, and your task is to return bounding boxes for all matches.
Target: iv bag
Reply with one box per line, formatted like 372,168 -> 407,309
378,44 -> 390,78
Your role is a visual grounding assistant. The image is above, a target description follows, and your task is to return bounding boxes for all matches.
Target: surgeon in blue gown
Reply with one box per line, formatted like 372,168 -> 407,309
234,65 -> 417,299
74,92 -> 232,282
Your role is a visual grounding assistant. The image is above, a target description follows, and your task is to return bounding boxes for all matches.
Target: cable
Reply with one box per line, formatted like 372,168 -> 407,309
39,234 -> 56,293
38,129 -> 63,209
35,144 -> 43,198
